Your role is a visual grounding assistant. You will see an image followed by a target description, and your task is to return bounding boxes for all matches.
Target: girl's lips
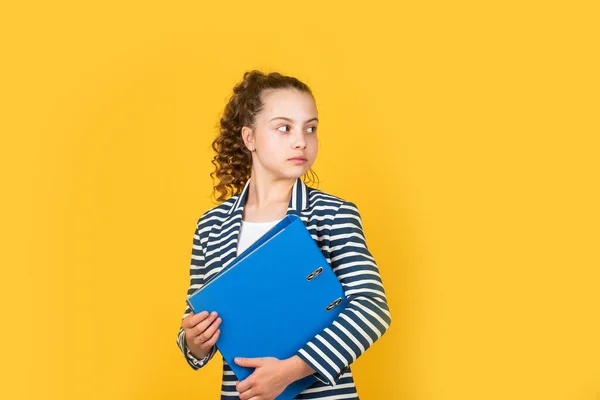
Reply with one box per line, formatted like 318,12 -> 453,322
289,158 -> 307,164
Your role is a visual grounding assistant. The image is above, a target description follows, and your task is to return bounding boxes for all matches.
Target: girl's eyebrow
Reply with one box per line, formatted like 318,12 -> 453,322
269,117 -> 319,123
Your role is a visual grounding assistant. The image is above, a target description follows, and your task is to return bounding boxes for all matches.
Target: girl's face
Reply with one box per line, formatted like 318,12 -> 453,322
243,88 -> 319,181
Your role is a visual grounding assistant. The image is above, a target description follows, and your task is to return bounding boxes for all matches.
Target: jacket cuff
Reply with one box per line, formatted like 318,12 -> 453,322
178,329 -> 216,370
186,343 -> 216,369
295,346 -> 349,387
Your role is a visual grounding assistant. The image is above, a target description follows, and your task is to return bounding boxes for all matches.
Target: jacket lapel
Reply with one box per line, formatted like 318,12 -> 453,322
218,176 -> 309,268
285,176 -> 310,219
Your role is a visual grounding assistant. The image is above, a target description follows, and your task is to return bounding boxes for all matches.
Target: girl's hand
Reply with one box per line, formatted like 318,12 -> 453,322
234,357 -> 293,400
182,311 -> 222,359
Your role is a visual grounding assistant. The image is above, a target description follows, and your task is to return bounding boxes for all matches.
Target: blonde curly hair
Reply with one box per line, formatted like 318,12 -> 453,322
210,70 -> 319,202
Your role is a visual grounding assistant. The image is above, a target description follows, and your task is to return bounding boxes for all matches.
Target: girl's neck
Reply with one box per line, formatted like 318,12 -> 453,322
245,175 -> 295,209
242,175 -> 295,222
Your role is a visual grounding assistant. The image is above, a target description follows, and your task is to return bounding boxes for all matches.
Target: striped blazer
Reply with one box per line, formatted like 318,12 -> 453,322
177,177 -> 392,399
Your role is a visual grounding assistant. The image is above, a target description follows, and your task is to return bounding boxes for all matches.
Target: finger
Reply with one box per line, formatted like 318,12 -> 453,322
210,316 -> 223,329
201,329 -> 220,347
236,376 -> 255,395
237,386 -> 256,400
198,318 -> 221,343
193,317 -> 220,345
193,319 -> 218,345
181,310 -> 209,329
200,317 -> 222,340
192,312 -> 219,337
234,357 -> 264,368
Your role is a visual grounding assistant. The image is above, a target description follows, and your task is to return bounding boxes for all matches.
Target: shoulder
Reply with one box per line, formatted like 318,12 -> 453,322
306,186 -> 345,208
305,186 -> 362,221
194,197 -> 237,232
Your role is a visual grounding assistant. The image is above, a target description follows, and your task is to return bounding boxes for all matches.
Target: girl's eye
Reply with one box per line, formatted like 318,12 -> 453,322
307,126 -> 317,134
277,125 -> 290,133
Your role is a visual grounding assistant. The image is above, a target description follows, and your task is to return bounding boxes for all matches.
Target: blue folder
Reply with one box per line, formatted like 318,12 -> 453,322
186,214 -> 348,400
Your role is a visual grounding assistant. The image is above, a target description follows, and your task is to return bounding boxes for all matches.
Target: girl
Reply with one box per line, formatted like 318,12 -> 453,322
177,70 -> 391,400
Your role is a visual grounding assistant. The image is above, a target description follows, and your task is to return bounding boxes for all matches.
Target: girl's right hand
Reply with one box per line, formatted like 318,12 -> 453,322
182,311 -> 222,359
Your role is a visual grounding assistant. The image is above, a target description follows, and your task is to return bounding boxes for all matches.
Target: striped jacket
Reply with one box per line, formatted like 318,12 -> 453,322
176,177 -> 392,399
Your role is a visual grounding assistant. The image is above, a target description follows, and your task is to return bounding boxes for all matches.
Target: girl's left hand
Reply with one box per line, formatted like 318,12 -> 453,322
234,356 -> 293,400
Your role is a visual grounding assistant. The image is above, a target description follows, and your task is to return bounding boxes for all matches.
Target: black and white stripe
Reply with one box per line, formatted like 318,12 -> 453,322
176,177 -> 391,399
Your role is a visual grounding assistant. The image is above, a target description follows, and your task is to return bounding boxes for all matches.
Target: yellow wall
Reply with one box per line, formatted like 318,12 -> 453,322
2,1 -> 599,399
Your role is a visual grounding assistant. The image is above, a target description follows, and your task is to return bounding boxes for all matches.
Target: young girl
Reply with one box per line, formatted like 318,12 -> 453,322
176,70 -> 391,400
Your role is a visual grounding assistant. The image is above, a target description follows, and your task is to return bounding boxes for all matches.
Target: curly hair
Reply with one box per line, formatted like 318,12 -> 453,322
210,70 -> 319,202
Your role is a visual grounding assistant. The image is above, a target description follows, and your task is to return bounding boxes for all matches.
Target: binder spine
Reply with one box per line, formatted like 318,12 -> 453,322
186,298 -> 196,314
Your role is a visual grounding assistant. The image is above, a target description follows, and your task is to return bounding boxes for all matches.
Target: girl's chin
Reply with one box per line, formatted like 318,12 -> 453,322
276,167 -> 311,180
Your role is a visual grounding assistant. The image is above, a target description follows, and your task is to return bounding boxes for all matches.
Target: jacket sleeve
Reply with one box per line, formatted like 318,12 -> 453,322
176,216 -> 217,370
294,200 -> 392,386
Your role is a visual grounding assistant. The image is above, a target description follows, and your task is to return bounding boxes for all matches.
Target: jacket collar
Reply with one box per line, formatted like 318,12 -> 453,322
227,176 -> 309,219
217,176 -> 309,268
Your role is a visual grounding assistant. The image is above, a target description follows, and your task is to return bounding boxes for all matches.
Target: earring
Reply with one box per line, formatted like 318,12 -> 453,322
249,145 -> 254,152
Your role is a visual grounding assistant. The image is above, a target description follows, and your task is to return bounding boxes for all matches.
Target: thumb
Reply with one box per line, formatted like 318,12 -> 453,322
234,357 -> 265,368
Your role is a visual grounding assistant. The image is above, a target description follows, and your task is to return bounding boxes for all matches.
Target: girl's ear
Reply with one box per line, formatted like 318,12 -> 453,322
241,126 -> 255,149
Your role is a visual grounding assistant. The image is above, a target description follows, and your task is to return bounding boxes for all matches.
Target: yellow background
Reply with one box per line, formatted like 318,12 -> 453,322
1,1 -> 599,399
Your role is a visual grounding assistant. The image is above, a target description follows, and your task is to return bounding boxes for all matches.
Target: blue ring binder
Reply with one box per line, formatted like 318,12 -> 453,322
186,214 -> 348,400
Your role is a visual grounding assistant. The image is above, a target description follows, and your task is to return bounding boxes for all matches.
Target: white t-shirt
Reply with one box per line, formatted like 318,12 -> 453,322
236,218 -> 283,256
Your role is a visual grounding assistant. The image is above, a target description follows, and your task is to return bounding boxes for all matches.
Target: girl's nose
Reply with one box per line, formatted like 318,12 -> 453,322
292,132 -> 307,149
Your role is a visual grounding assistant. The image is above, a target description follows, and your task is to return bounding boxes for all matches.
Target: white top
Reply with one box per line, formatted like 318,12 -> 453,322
236,218 -> 283,256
